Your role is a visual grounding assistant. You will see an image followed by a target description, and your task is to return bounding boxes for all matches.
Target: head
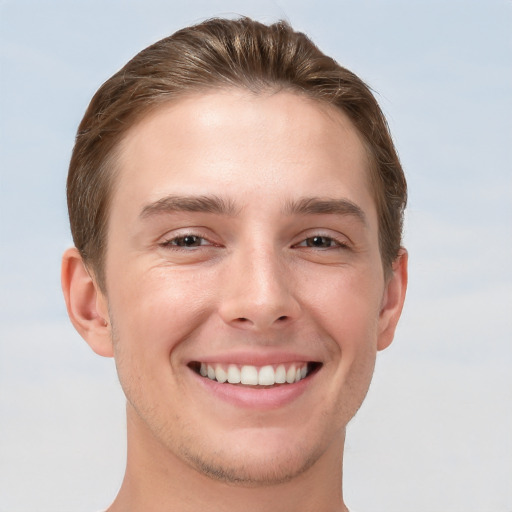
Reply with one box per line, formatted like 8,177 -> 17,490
67,17 -> 406,290
62,17 -> 408,490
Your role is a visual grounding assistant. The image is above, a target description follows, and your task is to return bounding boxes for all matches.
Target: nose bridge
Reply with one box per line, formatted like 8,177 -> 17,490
219,240 -> 298,329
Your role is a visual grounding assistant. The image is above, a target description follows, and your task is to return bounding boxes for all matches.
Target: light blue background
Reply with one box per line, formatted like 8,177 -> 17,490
1,1 -> 511,511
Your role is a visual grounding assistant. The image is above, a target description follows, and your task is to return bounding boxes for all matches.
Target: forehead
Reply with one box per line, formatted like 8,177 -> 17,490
112,89 -> 376,224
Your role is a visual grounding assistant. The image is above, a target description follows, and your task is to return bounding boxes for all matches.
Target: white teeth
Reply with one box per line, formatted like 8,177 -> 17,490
199,362 -> 311,386
227,364 -> 241,384
258,365 -> 275,386
275,364 -> 286,384
241,365 -> 259,385
215,365 -> 228,383
286,365 -> 296,384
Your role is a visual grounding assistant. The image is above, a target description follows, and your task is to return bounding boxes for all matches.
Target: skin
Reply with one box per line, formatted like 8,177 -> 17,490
62,90 -> 407,512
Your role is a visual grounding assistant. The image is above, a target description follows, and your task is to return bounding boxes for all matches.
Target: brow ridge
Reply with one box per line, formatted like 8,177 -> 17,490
140,194 -> 238,218
283,197 -> 367,225
140,194 -> 366,225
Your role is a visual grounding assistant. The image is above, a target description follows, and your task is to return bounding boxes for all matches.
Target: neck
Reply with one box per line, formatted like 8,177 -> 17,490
109,405 -> 349,512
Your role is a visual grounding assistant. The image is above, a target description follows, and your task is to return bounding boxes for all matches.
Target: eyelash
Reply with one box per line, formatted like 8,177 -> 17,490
293,235 -> 349,250
159,232 -> 349,251
159,233 -> 214,249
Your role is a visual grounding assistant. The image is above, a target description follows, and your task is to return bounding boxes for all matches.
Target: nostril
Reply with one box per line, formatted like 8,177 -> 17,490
229,315 -> 291,328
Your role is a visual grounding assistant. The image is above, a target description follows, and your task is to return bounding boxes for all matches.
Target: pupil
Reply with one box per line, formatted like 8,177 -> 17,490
310,236 -> 329,247
182,236 -> 198,246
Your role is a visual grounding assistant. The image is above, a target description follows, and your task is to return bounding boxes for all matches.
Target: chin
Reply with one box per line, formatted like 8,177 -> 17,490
183,447 -> 319,487
177,427 -> 328,486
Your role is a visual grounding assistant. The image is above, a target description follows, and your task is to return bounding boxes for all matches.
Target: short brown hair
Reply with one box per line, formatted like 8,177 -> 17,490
67,16 -> 406,289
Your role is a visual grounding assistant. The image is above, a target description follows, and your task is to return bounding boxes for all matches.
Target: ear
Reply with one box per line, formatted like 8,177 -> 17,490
377,248 -> 408,351
61,247 -> 114,357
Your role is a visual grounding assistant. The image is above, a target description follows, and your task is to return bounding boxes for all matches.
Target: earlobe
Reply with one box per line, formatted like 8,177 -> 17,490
61,247 -> 114,357
377,248 -> 408,351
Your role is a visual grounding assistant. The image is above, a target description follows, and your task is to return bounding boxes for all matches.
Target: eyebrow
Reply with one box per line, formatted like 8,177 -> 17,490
140,194 -> 238,219
284,197 -> 367,225
140,194 -> 367,225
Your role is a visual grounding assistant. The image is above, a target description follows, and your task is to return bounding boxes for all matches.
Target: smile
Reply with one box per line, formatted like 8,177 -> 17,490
189,362 -> 321,386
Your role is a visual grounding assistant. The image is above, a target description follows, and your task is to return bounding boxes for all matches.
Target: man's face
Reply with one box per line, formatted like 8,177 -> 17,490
100,90 -> 396,484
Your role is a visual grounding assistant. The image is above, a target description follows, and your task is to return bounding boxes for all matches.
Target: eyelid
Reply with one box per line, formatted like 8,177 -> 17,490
293,230 -> 351,249
158,228 -> 220,248
161,236 -> 209,247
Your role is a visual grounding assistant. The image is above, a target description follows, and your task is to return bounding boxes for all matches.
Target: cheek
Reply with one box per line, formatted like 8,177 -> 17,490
302,266 -> 383,347
107,271 -> 215,421
112,266 -> 212,338
107,267 -> 216,385
305,267 -> 382,420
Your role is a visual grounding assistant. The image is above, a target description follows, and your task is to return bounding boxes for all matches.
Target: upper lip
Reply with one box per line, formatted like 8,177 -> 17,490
186,350 -> 321,367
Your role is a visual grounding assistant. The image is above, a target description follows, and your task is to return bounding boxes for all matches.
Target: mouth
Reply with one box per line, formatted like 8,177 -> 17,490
188,361 -> 322,387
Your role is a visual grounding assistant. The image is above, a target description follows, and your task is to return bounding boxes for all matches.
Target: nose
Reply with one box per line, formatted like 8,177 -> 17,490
218,246 -> 300,331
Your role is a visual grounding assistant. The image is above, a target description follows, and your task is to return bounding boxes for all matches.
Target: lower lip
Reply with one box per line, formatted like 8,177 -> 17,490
190,368 -> 317,410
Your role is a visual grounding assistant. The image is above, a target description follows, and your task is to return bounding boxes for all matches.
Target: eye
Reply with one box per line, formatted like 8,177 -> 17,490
306,236 -> 335,248
295,235 -> 347,249
160,234 -> 211,248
